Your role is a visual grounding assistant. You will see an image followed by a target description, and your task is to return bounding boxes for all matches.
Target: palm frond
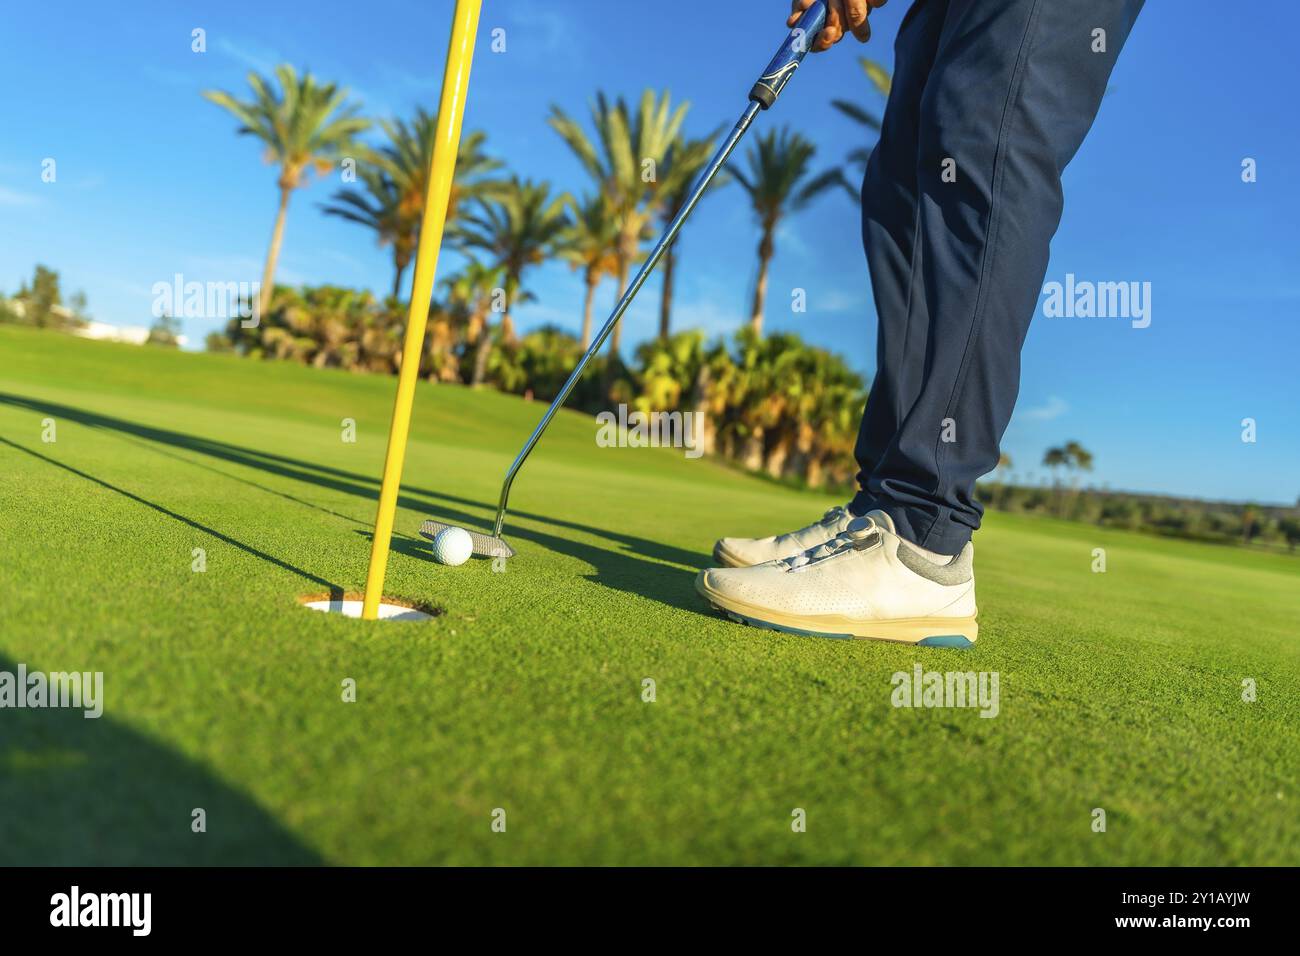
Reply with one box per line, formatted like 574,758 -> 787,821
830,99 -> 882,131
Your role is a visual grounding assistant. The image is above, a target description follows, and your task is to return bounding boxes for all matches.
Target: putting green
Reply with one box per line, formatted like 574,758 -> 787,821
1,324 -> 1296,865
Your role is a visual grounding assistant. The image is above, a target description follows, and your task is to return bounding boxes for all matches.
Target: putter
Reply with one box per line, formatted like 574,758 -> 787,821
421,1 -> 830,559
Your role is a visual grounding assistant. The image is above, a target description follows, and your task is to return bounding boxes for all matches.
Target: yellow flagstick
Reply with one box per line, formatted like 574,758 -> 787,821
362,0 -> 482,620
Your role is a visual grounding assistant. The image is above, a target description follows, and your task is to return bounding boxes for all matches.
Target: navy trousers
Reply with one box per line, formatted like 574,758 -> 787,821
850,0 -> 1144,554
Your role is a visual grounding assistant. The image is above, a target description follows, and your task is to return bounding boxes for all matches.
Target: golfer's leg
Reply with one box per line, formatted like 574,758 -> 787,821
866,0 -> 1144,553
849,0 -> 949,513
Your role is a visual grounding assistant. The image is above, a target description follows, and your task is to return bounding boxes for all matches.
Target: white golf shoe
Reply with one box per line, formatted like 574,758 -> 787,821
697,511 -> 978,647
713,504 -> 857,568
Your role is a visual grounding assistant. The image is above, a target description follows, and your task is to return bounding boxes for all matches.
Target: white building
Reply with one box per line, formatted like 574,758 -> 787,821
71,320 -> 188,348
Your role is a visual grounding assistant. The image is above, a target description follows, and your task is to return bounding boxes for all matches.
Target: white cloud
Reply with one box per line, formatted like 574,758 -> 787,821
816,288 -> 868,314
0,187 -> 39,206
177,253 -> 303,287
507,6 -> 581,58
1018,395 -> 1070,422
214,37 -> 280,75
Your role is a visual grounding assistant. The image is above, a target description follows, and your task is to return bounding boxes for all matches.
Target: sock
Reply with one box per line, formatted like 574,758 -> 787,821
898,537 -> 955,564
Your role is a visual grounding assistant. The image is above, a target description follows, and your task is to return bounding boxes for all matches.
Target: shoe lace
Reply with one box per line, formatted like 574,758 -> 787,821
781,505 -> 849,544
818,505 -> 847,526
780,515 -> 879,570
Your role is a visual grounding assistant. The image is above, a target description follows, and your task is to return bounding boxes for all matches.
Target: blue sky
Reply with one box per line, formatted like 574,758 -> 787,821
1,0 -> 1297,503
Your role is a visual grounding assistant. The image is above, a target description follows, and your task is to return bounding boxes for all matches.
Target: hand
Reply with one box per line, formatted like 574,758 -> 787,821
787,0 -> 888,52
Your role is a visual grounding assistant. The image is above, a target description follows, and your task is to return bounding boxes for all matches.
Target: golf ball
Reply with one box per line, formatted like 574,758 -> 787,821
431,527 -> 474,566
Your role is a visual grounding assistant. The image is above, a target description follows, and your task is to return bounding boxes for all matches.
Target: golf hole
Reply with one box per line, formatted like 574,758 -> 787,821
298,593 -> 440,622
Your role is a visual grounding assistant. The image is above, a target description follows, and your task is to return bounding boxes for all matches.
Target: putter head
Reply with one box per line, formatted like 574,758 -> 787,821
419,519 -> 515,559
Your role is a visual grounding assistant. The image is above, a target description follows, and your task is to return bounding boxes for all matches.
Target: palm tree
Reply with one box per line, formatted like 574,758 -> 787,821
805,374 -> 867,488
1063,440 -> 1094,475
378,110 -> 502,234
245,285 -> 380,370
776,343 -> 867,482
322,110 -> 501,303
993,452 -> 1014,509
420,306 -> 462,383
632,329 -> 710,414
321,167 -> 413,300
557,193 -> 621,349
203,66 -> 370,316
1043,447 -> 1069,482
732,128 -> 844,336
722,329 -> 788,469
442,259 -> 504,386
1062,440 -> 1094,517
732,332 -> 864,480
1044,444 -> 1093,516
514,325 -> 586,400
548,90 -> 689,357
832,57 -> 891,196
457,178 -> 571,381
654,131 -> 726,339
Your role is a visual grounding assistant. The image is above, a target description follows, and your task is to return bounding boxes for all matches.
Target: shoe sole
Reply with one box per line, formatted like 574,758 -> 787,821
695,573 -> 977,647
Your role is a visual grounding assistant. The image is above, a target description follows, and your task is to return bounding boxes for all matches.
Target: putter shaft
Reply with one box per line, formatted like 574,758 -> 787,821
492,100 -> 763,538
490,0 -> 829,542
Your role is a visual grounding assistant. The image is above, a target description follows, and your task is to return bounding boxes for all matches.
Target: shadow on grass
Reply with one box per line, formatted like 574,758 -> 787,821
378,522 -> 712,622
0,653 -> 323,865
0,436 -> 345,597
0,392 -> 716,618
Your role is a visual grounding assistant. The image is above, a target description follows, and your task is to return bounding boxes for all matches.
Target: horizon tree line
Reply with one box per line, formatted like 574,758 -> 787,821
199,59 -> 889,369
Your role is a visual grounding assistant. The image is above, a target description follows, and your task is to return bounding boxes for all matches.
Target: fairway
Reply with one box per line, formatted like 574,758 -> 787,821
1,323 -> 1296,866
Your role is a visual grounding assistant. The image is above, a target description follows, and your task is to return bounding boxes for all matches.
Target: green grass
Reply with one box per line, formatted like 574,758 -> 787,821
1,323 -> 1297,865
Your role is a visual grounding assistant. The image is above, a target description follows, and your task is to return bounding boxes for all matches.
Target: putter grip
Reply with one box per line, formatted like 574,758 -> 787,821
748,1 -> 828,109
